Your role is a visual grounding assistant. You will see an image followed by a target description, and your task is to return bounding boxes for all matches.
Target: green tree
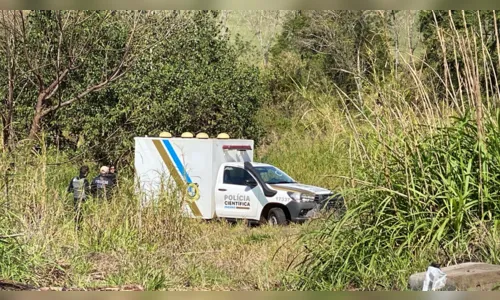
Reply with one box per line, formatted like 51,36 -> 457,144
0,10 -> 161,151
269,10 -> 394,105
47,11 -> 265,166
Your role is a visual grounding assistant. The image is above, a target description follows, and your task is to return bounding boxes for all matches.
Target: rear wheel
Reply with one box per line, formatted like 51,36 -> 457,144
268,207 -> 287,225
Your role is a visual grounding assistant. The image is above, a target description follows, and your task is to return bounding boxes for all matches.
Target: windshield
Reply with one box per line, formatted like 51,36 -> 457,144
254,166 -> 296,184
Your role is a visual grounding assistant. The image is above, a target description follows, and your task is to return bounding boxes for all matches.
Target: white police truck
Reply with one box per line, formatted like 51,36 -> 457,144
134,132 -> 343,225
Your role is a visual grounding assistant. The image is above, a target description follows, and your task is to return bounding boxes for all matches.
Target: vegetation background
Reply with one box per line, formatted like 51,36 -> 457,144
1,10 -> 500,291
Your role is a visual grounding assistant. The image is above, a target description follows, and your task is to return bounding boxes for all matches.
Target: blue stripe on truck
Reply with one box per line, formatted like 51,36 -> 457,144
162,139 -> 192,183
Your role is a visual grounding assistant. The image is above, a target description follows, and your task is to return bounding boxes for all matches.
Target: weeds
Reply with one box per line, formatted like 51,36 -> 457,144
4,9 -> 500,292
0,148 -> 306,290
285,10 -> 500,291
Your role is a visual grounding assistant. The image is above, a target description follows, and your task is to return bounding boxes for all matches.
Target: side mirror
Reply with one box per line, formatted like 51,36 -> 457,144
245,179 -> 257,187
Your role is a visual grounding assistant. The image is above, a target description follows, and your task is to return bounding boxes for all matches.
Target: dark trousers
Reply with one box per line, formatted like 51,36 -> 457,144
73,197 -> 86,230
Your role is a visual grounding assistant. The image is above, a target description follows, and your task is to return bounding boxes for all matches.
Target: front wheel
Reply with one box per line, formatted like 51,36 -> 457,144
268,207 -> 287,225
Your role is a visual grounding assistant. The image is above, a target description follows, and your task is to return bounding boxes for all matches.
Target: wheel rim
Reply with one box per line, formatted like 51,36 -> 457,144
269,214 -> 277,225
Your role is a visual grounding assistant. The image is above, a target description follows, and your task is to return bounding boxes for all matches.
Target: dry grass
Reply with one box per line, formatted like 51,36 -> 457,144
5,10 -> 500,292
0,149 -> 317,291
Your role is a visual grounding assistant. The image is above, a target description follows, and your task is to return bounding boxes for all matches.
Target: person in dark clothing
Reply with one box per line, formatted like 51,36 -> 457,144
67,165 -> 90,229
109,165 -> 117,186
91,166 -> 114,199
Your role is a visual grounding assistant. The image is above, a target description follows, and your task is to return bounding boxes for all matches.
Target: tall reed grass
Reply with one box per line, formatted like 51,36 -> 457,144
284,10 -> 500,291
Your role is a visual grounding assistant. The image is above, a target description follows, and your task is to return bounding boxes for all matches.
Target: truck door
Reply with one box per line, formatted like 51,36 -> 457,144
215,165 -> 263,220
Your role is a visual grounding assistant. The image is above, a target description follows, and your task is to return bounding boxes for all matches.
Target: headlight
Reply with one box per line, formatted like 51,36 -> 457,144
300,194 -> 315,202
287,192 -> 301,201
287,192 -> 315,202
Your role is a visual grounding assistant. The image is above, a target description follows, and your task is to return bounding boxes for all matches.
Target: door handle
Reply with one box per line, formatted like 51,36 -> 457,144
218,188 -> 227,191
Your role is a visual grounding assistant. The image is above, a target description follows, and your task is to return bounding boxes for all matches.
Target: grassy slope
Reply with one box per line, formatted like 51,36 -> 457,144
0,12 -> 305,290
0,12 -> 320,291
0,151 -> 318,290
4,10 -> 473,292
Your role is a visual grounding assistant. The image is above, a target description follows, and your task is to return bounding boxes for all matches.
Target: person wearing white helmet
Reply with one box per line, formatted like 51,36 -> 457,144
90,165 -> 114,199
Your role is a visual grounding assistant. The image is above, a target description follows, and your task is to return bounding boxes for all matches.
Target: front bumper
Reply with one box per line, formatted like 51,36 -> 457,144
315,193 -> 345,211
286,193 -> 346,223
286,201 -> 317,223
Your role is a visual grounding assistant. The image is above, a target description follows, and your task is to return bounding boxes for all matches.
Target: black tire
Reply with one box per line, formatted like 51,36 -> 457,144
268,207 -> 287,225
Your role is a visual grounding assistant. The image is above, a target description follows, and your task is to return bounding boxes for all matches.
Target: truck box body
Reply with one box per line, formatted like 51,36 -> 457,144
134,136 -> 254,219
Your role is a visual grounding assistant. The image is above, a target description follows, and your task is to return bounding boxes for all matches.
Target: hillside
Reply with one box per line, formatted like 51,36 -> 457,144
2,10 -> 500,291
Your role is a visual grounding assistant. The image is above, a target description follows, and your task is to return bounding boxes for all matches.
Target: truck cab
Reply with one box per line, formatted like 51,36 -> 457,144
214,161 -> 337,225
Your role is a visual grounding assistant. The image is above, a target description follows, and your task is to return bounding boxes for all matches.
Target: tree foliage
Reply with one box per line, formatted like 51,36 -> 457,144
0,10 -> 162,149
41,11 -> 265,166
5,9 -> 498,170
268,10 -> 394,104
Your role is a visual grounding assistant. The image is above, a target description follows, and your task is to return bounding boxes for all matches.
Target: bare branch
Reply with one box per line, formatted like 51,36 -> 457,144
41,72 -> 125,116
44,68 -> 69,101
19,10 -> 44,91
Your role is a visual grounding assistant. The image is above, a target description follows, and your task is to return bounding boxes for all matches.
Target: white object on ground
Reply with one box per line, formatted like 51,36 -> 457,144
422,266 -> 447,291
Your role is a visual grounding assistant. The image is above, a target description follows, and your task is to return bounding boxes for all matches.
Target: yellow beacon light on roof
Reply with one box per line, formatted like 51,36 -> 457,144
196,132 -> 209,139
159,131 -> 172,138
217,133 -> 230,139
181,132 -> 194,138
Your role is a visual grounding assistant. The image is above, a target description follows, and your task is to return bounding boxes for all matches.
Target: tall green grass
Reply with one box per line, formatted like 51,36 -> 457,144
287,111 -> 500,290
282,10 -> 500,291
